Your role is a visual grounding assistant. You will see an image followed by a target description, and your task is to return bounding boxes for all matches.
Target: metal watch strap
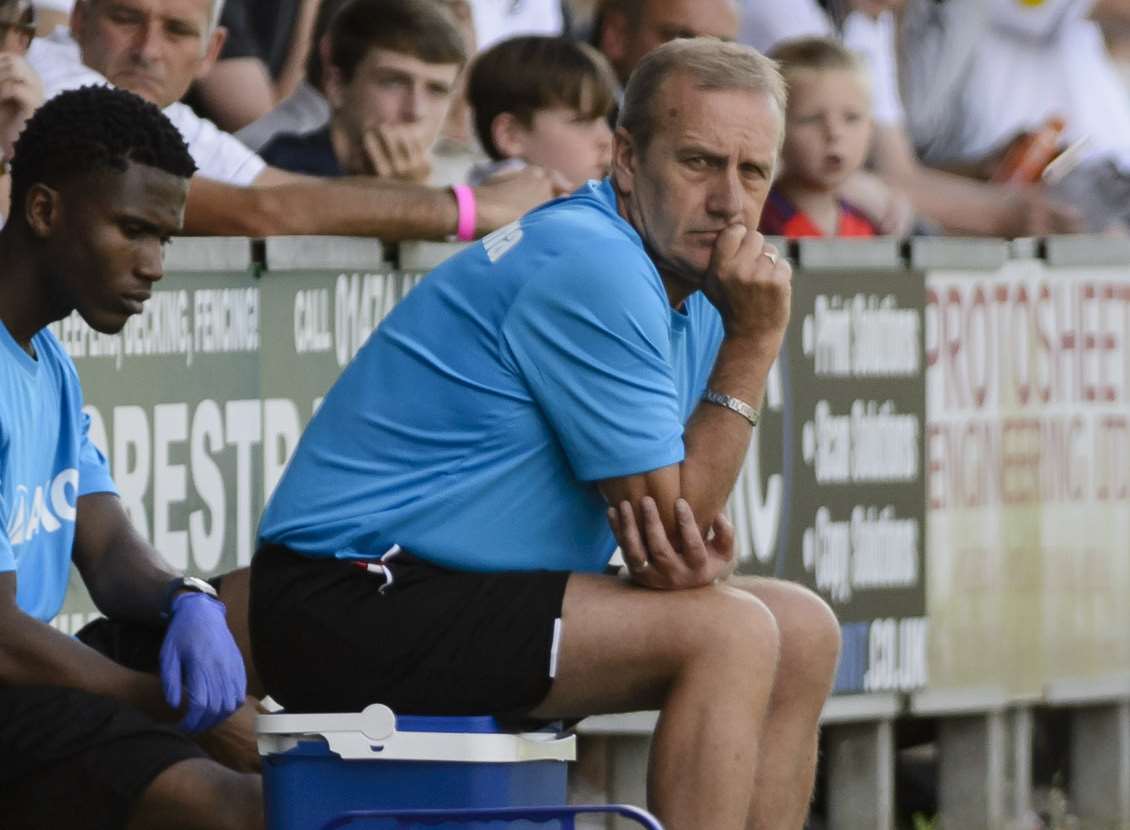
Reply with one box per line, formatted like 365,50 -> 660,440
160,576 -> 217,620
702,389 -> 760,427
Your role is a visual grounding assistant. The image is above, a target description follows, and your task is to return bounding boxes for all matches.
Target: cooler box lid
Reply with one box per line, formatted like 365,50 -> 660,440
256,703 -> 576,763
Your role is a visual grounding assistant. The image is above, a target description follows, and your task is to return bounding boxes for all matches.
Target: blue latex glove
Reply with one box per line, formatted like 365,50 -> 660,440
159,592 -> 247,733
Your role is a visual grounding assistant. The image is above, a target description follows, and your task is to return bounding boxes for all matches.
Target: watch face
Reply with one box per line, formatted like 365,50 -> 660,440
183,576 -> 218,598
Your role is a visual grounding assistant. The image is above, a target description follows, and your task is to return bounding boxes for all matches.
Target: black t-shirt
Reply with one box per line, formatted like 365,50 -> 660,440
260,126 -> 344,177
218,0 -> 302,78
182,0 -> 302,119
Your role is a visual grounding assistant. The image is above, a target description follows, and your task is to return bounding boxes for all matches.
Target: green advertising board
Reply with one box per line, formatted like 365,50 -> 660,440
730,239 -> 928,693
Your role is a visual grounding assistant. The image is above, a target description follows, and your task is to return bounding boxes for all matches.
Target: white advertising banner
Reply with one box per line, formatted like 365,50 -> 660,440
925,259 -> 1130,693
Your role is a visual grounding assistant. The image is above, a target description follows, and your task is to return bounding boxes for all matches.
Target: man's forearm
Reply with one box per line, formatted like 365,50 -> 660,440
870,121 -> 1016,236
898,166 -> 1017,236
678,335 -> 778,531
73,493 -> 183,626
80,550 -> 175,626
598,228 -> 791,547
184,175 -> 459,240
0,605 -> 174,722
1090,0 -> 1130,25
275,0 -> 321,102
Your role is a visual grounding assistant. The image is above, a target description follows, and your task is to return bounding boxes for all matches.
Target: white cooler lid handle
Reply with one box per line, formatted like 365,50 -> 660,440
256,703 -> 396,741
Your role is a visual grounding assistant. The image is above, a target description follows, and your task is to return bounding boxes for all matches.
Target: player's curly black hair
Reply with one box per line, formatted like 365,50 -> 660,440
9,85 -> 197,218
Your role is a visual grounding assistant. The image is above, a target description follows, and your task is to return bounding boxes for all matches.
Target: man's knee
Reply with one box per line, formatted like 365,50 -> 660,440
767,582 -> 842,693
696,588 -> 781,673
130,759 -> 262,830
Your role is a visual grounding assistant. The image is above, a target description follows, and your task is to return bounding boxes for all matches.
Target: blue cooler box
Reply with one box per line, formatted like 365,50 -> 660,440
257,704 -> 576,830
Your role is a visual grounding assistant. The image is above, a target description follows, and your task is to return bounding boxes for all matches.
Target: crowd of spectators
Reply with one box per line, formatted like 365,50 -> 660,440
0,0 -> 1127,238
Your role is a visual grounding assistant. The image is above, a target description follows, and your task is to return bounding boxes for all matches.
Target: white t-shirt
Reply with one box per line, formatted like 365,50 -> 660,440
235,80 -> 330,152
841,11 -> 905,128
469,0 -> 563,54
27,29 -> 267,186
961,0 -> 1130,165
739,0 -> 831,53
33,0 -> 74,12
737,2 -> 903,129
902,0 -> 1130,167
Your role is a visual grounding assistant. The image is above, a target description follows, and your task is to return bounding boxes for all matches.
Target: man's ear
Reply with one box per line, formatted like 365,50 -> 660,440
315,33 -> 333,94
24,183 -> 61,239
490,112 -> 528,160
70,0 -> 89,42
323,64 -> 346,110
597,10 -> 629,76
610,126 -> 636,196
194,25 -> 228,80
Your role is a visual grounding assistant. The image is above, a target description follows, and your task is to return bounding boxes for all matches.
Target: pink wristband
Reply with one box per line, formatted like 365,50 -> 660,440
452,184 -> 476,241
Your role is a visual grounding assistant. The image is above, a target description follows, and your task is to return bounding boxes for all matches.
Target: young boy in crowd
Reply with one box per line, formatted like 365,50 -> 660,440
259,0 -> 466,182
760,37 -> 880,237
465,35 -> 616,188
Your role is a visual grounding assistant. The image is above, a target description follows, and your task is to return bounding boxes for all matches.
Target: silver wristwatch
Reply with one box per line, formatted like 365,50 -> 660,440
160,575 -> 218,620
702,389 -> 760,427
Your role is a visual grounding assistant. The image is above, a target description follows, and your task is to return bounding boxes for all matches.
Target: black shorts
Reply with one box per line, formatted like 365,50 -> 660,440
250,543 -> 571,719
0,685 -> 204,830
70,570 -> 225,674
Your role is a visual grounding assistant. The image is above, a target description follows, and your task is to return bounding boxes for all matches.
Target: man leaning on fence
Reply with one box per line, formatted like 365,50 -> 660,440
26,0 -> 560,240
0,85 -> 262,830
251,38 -> 841,830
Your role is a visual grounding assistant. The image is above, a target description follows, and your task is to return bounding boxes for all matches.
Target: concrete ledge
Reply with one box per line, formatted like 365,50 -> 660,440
1045,673 -> 1130,706
165,237 -> 253,272
821,693 -> 903,724
795,238 -> 903,270
576,712 -> 658,737
398,240 -> 470,272
265,236 -> 386,271
576,694 -> 903,737
826,720 -> 895,830
1043,234 -> 1130,267
1009,237 -> 1041,260
1068,701 -> 1130,827
764,235 -> 788,258
910,686 -> 1011,716
937,710 -> 1008,829
908,237 -> 1009,271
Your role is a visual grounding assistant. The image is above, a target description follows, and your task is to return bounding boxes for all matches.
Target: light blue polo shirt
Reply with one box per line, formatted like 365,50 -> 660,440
0,322 -> 117,621
259,179 -> 724,572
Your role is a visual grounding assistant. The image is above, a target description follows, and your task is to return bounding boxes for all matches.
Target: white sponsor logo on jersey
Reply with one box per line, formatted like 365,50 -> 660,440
483,221 -> 523,263
6,468 -> 79,546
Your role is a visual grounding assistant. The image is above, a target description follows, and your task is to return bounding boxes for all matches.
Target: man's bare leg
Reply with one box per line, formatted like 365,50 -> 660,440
126,758 -> 263,830
729,577 -> 842,830
216,567 -> 263,699
527,573 -> 781,830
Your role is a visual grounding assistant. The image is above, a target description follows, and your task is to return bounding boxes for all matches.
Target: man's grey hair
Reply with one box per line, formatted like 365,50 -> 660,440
88,0 -> 225,32
617,38 -> 787,153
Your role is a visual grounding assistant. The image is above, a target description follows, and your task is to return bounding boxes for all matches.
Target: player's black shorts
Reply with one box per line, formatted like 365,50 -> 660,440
0,600 -> 222,829
0,685 -> 204,830
250,543 -> 572,719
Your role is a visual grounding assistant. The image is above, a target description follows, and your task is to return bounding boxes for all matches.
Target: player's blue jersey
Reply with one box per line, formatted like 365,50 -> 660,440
259,179 -> 724,573
0,322 -> 117,621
